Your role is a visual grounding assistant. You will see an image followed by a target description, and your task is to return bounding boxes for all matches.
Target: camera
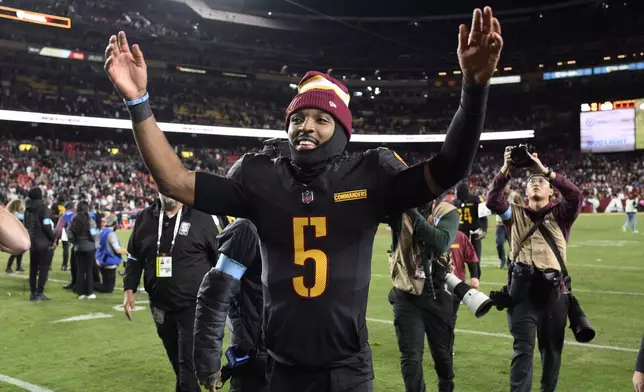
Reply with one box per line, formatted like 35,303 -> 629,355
567,295 -> 595,343
430,256 -> 493,318
444,273 -> 493,318
509,143 -> 536,168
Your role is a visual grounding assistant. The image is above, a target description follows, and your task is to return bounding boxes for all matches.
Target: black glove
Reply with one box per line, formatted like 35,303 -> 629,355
489,286 -> 514,311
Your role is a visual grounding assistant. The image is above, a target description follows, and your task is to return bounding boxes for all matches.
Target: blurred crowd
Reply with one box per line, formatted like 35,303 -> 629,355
0,58 -> 542,136
1,0 -> 643,216
2,137 -> 643,214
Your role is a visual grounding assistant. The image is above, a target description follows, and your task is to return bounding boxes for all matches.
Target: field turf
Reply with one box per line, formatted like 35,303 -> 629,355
0,214 -> 642,391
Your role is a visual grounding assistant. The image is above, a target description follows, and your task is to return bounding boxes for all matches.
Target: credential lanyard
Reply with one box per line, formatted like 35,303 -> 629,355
157,206 -> 183,256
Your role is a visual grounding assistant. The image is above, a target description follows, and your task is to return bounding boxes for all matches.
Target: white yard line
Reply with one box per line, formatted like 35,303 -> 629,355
0,374 -> 53,392
51,312 -> 114,323
365,318 -> 638,353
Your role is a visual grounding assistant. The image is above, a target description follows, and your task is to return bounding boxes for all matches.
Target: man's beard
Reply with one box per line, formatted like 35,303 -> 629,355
159,195 -> 178,211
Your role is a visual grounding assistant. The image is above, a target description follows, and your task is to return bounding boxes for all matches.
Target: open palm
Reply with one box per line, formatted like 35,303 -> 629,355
458,7 -> 504,85
104,31 -> 148,101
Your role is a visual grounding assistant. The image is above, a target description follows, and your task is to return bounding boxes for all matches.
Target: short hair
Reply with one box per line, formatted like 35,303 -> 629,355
527,173 -> 553,188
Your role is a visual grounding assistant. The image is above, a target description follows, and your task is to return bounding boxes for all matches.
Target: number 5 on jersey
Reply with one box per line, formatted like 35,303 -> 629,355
292,217 -> 328,298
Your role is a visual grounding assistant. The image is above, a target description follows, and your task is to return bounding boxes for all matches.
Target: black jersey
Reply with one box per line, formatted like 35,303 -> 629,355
193,148 -> 432,368
452,194 -> 484,233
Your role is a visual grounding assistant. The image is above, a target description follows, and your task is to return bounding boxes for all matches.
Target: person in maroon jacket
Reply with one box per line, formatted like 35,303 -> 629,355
486,146 -> 582,392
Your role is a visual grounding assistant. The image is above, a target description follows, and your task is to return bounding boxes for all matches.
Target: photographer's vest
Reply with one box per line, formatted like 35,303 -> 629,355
388,202 -> 456,295
509,204 -> 567,271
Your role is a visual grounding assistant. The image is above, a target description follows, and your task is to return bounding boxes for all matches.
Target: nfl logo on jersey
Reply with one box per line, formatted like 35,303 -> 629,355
302,190 -> 314,204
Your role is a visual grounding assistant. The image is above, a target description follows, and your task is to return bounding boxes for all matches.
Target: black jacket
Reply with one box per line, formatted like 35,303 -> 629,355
24,199 -> 55,250
637,335 -> 644,372
225,220 -> 263,349
123,201 -> 219,311
194,218 -> 262,380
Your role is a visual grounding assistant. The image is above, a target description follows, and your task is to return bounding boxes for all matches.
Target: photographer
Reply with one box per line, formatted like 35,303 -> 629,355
486,146 -> 583,392
387,199 -> 459,392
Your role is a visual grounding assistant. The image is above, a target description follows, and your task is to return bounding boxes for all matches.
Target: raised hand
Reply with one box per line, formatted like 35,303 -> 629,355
528,152 -> 547,174
104,31 -> 148,101
458,6 -> 504,85
501,146 -> 513,173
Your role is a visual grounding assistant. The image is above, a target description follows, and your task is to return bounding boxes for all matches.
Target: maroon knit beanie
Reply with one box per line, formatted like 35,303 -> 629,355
284,71 -> 353,138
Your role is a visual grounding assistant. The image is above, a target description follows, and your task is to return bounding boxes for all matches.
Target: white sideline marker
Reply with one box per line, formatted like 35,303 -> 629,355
0,374 -> 53,392
365,318 -> 638,353
52,312 -> 114,323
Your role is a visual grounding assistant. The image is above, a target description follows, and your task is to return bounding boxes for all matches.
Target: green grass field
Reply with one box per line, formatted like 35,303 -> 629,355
0,214 -> 643,391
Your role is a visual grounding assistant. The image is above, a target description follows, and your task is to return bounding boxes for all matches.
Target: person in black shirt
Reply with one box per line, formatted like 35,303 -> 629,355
452,182 -> 488,261
24,187 -> 55,302
122,193 -> 219,392
105,8 -> 503,391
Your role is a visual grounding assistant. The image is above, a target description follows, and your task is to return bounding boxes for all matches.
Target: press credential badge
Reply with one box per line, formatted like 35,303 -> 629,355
155,206 -> 183,278
156,255 -> 173,278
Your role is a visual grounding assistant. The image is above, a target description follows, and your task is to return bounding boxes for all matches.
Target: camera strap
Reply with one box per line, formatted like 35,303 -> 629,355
511,218 -> 543,263
537,225 -> 569,278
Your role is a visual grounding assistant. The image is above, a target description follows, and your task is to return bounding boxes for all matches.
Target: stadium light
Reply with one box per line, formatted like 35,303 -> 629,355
0,6 -> 71,29
0,110 -> 534,143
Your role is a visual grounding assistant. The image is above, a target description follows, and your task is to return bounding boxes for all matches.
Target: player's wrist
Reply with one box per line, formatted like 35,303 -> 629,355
123,89 -> 148,102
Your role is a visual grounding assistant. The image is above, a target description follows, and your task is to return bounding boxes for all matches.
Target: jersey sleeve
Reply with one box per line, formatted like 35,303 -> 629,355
462,235 -> 479,263
375,148 -> 433,217
193,154 -> 257,219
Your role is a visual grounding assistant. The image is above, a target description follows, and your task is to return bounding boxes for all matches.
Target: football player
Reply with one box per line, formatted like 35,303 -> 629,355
104,7 -> 503,391
452,182 -> 489,261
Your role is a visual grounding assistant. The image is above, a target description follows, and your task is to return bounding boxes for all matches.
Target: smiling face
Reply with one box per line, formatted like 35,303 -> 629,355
526,175 -> 553,201
287,108 -> 336,151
